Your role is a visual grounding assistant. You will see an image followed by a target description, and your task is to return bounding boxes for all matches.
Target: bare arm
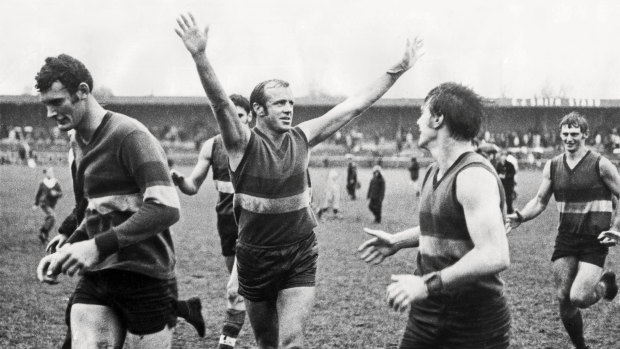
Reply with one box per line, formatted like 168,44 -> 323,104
386,167 -> 509,312
439,167 -> 510,288
298,38 -> 424,147
172,137 -> 213,195
175,13 -> 250,165
357,226 -> 420,265
599,157 -> 620,231
506,160 -> 553,229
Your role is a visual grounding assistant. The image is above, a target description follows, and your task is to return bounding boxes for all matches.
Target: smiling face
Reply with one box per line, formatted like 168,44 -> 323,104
560,124 -> 587,153
257,86 -> 295,133
40,81 -> 87,131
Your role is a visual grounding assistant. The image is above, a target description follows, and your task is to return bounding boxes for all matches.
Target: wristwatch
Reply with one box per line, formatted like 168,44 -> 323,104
423,271 -> 443,296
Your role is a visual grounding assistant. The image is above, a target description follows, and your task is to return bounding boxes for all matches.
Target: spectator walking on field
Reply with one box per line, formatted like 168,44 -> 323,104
495,152 -> 516,213
346,155 -> 359,200
408,157 -> 420,197
367,165 -> 386,223
33,167 -> 63,243
317,169 -> 343,221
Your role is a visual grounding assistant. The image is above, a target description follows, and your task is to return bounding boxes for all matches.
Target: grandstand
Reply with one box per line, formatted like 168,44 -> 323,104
4,94 -> 620,167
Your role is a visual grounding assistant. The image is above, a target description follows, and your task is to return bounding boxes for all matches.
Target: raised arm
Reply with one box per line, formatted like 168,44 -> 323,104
175,13 -> 250,160
298,37 -> 423,147
171,137 -> 214,195
506,160 -> 553,230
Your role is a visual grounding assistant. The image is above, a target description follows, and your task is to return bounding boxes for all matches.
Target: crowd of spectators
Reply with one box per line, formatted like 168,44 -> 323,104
5,122 -> 620,167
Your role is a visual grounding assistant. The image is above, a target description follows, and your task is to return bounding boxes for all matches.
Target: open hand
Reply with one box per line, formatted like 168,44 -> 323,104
357,228 -> 399,265
386,274 -> 427,312
598,230 -> 620,246
170,169 -> 184,186
175,13 -> 209,56
388,37 -> 424,74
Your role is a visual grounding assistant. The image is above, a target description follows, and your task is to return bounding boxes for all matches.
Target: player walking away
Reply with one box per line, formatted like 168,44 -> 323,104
316,169 -> 343,221
495,152 -> 516,213
35,54 -> 181,349
346,154 -> 359,200
367,165 -> 385,223
407,157 -> 420,197
170,94 -> 252,349
358,83 -> 511,348
46,161 -> 204,348
32,167 -> 63,243
175,12 -> 422,348
506,112 -> 620,349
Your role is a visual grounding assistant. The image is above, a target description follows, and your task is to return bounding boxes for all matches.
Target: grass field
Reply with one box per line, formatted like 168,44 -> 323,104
2,164 -> 620,348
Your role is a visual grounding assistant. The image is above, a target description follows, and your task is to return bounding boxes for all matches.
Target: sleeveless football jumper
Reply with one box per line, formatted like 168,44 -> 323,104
550,151 -> 612,237
230,127 -> 316,247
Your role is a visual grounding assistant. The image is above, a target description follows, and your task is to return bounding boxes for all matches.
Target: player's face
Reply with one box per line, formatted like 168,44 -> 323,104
560,124 -> 587,153
416,101 -> 435,148
236,105 -> 251,126
261,86 -> 294,133
40,81 -> 87,131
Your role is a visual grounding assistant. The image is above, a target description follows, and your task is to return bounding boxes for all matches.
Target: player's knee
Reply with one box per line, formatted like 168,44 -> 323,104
556,289 -> 570,304
569,292 -> 591,308
226,287 -> 240,303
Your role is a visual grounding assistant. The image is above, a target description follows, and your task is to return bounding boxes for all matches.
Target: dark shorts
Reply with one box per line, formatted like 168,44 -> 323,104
217,214 -> 239,257
236,233 -> 318,302
400,294 -> 510,349
551,233 -> 608,268
71,269 -> 178,335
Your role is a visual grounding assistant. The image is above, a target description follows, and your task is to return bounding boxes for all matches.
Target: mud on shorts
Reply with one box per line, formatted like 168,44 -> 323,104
400,293 -> 511,349
71,269 -> 178,335
217,214 -> 239,257
236,233 -> 318,302
551,233 -> 608,268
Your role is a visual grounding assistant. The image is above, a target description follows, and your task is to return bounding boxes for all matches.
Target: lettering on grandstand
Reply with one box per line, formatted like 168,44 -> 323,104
511,98 -> 601,107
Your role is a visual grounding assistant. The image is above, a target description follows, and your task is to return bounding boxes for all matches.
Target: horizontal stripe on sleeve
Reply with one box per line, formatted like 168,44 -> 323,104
144,185 -> 181,209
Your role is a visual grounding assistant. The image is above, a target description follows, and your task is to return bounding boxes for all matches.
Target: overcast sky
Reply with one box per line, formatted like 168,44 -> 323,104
2,0 -> 620,99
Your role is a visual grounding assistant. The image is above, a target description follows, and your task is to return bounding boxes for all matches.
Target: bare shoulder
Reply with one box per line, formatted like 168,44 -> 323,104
198,136 -> 216,160
456,166 -> 500,205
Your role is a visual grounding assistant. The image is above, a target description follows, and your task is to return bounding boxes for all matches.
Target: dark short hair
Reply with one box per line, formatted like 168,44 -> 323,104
229,94 -> 251,114
559,111 -> 589,135
35,54 -> 93,95
424,82 -> 484,141
249,79 -> 290,117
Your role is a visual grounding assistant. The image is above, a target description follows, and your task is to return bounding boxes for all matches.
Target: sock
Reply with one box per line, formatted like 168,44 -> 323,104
561,310 -> 587,349
219,309 -> 245,348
